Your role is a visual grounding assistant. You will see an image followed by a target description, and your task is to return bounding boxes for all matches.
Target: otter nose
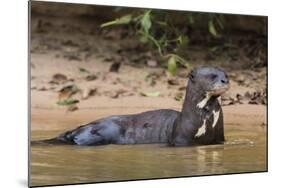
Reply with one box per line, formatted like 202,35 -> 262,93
220,79 -> 229,84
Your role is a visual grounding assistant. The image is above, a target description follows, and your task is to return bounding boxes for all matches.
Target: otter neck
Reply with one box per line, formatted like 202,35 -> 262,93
181,81 -> 218,122
169,80 -> 221,146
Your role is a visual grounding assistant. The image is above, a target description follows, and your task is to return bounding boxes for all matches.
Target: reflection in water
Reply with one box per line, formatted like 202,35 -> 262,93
197,148 -> 207,173
196,147 -> 224,174
30,125 -> 267,187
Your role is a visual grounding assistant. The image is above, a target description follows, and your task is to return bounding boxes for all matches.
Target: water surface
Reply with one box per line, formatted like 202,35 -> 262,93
30,122 -> 266,187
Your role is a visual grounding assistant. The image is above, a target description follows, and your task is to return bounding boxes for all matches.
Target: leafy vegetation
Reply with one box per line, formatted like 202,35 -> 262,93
101,10 -> 225,75
208,14 -> 225,38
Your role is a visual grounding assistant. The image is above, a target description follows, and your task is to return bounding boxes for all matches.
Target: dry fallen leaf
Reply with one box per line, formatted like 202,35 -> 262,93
49,73 -> 68,85
57,84 -> 80,100
37,86 -> 47,91
109,62 -> 121,72
140,91 -> 160,97
82,88 -> 98,100
178,86 -> 186,91
85,74 -> 98,81
110,89 -> 127,99
67,105 -> 79,112
168,78 -> 179,86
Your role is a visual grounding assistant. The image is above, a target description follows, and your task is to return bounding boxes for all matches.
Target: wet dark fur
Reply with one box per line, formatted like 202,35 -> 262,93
32,67 -> 229,146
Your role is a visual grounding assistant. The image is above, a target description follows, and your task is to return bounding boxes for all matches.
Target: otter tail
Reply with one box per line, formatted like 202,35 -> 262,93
31,124 -> 94,146
31,136 -> 75,146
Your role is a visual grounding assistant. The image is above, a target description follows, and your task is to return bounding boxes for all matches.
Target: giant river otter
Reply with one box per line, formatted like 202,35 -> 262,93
33,67 -> 230,146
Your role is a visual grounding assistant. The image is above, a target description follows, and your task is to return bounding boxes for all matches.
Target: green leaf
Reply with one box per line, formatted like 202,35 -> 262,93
101,14 -> 132,27
174,94 -> 183,101
216,17 -> 224,29
141,11 -> 152,34
117,14 -> 132,24
167,56 -> 177,76
156,21 -> 167,26
208,20 -> 217,37
139,35 -> 148,43
79,67 -> 90,74
188,15 -> 194,25
209,46 -> 219,52
141,91 -> 160,97
139,30 -> 162,56
177,36 -> 183,44
57,99 -> 80,106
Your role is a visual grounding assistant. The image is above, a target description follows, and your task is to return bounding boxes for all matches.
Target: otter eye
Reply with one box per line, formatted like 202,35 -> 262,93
208,74 -> 217,80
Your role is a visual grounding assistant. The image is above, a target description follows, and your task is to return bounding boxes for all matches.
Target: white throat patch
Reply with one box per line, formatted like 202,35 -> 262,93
195,119 -> 207,138
194,110 -> 221,138
212,110 -> 220,128
197,93 -> 211,109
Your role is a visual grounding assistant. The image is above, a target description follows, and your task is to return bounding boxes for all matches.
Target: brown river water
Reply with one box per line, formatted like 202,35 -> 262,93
30,109 -> 267,187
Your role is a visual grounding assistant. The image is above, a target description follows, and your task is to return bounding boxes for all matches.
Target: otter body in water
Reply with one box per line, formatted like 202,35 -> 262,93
35,67 -> 229,146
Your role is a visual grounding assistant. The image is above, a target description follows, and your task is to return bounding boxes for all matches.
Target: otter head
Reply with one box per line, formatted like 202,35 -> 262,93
189,67 -> 229,96
187,67 -> 230,109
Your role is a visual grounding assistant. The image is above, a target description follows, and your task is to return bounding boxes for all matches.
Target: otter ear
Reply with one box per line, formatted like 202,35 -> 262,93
189,70 -> 196,83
